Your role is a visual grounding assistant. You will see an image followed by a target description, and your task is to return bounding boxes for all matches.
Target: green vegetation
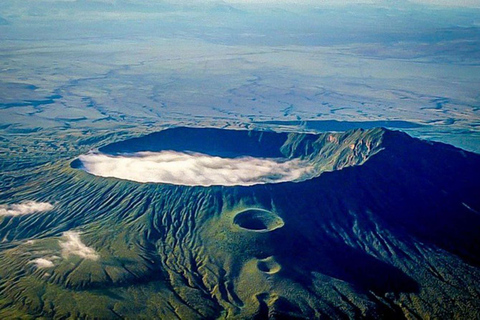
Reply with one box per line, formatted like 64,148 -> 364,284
0,127 -> 479,319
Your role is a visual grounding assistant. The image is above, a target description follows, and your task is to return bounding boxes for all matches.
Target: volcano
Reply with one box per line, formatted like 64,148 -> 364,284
0,127 -> 479,319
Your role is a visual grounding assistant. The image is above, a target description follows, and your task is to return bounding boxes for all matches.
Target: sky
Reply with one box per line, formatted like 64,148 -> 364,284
2,0 -> 480,7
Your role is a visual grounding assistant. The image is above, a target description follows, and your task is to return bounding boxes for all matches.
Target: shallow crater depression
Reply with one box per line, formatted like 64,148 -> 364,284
71,127 -> 385,186
233,209 -> 285,232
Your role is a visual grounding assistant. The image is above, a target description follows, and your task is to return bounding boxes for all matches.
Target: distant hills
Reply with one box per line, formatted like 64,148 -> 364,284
0,127 -> 479,319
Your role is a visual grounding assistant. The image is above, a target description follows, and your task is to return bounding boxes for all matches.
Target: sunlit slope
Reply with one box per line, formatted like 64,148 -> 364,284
0,128 -> 479,319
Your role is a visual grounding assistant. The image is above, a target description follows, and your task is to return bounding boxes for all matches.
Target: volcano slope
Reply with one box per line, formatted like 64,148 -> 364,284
0,127 -> 480,319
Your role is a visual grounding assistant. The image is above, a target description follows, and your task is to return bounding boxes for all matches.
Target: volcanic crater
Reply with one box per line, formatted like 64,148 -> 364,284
72,127 -> 385,186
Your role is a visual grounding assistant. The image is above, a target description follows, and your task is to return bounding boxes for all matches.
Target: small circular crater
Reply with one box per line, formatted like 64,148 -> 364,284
257,256 -> 281,274
233,209 -> 284,232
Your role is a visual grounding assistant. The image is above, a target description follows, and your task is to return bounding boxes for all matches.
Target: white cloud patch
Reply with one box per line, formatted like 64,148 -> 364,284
59,231 -> 99,261
30,258 -> 54,268
77,151 -> 315,186
0,201 -> 53,217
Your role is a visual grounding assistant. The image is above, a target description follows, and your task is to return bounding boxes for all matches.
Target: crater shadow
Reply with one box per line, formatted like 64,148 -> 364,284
257,256 -> 281,274
233,209 -> 285,233
99,127 -> 289,158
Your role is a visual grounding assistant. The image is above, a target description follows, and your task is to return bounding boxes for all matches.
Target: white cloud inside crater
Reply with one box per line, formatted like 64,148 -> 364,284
0,201 -> 54,217
60,231 -> 99,261
78,151 -> 315,186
